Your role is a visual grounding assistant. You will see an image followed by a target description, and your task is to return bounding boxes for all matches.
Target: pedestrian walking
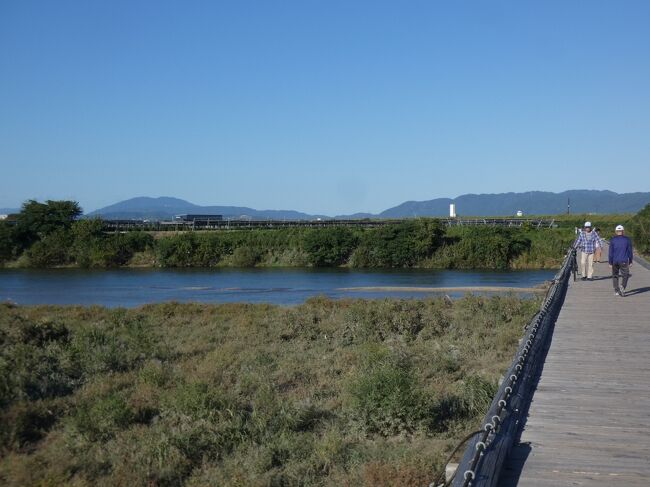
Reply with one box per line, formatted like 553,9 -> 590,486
593,227 -> 605,263
609,224 -> 633,296
574,221 -> 600,280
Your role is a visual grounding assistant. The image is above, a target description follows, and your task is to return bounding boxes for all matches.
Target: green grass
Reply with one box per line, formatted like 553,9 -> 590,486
0,296 -> 540,486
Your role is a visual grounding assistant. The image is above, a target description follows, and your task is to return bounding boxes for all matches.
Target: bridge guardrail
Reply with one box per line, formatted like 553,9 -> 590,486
441,246 -> 575,487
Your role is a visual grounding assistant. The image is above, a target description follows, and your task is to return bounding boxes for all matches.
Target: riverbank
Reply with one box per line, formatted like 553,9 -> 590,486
5,200 -> 647,270
1,220 -> 576,270
0,295 -> 540,486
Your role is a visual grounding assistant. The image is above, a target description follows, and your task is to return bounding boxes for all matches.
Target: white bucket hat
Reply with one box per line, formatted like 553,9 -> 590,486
615,225 -> 624,231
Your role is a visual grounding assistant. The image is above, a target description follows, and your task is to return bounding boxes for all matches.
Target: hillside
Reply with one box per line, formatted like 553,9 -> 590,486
84,190 -> 650,221
86,196 -> 323,220
380,190 -> 650,217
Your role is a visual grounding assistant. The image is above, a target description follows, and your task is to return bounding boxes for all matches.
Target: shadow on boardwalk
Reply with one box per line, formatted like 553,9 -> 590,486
625,285 -> 650,296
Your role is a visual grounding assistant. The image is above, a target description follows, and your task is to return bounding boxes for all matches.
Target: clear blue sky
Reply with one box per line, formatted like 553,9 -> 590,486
1,1 -> 649,215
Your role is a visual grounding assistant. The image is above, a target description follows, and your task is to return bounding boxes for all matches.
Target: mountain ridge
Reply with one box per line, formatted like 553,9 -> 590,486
84,190 -> 650,220
86,197 -> 327,220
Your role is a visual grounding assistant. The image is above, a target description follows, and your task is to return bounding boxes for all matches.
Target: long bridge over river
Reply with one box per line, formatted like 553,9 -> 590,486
444,244 -> 650,487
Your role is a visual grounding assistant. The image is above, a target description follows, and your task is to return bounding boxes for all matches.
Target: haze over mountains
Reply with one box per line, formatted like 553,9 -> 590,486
85,190 -> 650,220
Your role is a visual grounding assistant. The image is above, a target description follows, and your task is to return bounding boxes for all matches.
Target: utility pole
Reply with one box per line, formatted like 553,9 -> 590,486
567,198 -> 570,215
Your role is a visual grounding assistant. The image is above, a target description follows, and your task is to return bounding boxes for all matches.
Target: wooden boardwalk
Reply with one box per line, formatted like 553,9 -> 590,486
500,249 -> 650,486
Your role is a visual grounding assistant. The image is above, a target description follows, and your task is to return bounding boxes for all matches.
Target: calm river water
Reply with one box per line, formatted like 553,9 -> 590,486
0,268 -> 556,307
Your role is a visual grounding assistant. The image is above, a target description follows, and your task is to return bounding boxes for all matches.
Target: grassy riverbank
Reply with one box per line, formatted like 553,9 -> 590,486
4,199 -> 647,269
0,296 -> 540,486
1,207 -> 576,270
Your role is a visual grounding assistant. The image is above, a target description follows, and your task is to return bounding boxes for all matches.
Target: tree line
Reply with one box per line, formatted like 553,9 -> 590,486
8,199 -> 647,269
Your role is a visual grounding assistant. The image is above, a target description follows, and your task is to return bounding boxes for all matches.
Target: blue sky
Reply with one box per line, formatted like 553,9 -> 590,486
1,1 -> 649,215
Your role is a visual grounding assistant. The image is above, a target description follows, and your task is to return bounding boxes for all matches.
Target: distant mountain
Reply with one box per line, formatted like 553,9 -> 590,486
87,197 -> 325,220
379,190 -> 650,218
85,190 -> 650,221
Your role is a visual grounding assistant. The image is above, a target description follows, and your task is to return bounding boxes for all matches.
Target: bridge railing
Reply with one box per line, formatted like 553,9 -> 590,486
444,247 -> 576,487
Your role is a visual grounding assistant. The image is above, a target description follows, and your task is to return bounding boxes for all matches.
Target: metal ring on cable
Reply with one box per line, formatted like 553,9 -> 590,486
526,339 -> 533,346
475,441 -> 486,452
484,423 -> 494,432
492,415 -> 501,426
498,399 -> 507,407
505,386 -> 512,395
518,355 -> 525,363
510,374 -> 518,382
515,364 -> 522,372
464,470 -> 475,481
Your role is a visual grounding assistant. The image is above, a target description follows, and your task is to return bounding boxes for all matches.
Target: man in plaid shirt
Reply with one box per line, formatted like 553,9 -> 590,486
574,221 -> 600,280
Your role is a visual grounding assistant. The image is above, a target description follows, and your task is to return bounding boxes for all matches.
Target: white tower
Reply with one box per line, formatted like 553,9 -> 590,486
450,203 -> 456,218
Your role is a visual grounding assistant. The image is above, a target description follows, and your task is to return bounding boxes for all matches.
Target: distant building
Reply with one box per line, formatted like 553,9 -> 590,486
516,210 -> 524,217
449,203 -> 457,218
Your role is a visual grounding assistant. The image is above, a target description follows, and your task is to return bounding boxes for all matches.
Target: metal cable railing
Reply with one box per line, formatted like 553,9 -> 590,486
437,246 -> 576,487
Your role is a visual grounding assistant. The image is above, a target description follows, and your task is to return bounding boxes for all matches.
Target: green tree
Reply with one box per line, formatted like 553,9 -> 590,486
0,222 -> 15,263
13,200 -> 82,251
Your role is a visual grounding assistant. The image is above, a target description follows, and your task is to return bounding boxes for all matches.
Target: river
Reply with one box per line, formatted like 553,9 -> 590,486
0,268 -> 556,307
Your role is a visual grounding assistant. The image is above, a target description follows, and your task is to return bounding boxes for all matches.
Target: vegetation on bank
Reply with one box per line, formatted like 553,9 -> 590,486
1,200 -> 581,270
5,199 -> 647,269
627,203 -> 650,257
0,295 -> 540,486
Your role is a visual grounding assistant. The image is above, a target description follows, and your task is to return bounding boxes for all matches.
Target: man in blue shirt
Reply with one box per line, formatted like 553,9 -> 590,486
609,224 -> 634,297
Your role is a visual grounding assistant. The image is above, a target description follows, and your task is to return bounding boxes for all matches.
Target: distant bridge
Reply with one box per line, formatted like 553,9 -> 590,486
440,245 -> 650,486
100,217 -> 557,232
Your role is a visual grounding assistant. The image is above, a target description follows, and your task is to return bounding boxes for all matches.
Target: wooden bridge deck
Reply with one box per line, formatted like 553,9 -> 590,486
500,250 -> 650,486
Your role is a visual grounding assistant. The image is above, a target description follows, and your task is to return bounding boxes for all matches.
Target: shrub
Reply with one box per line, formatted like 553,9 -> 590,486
429,227 -> 531,269
72,392 -> 136,442
25,229 -> 74,267
230,246 -> 261,267
303,227 -> 359,266
435,375 -> 497,427
348,347 -> 430,435
0,400 -> 59,450
352,220 -> 444,267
